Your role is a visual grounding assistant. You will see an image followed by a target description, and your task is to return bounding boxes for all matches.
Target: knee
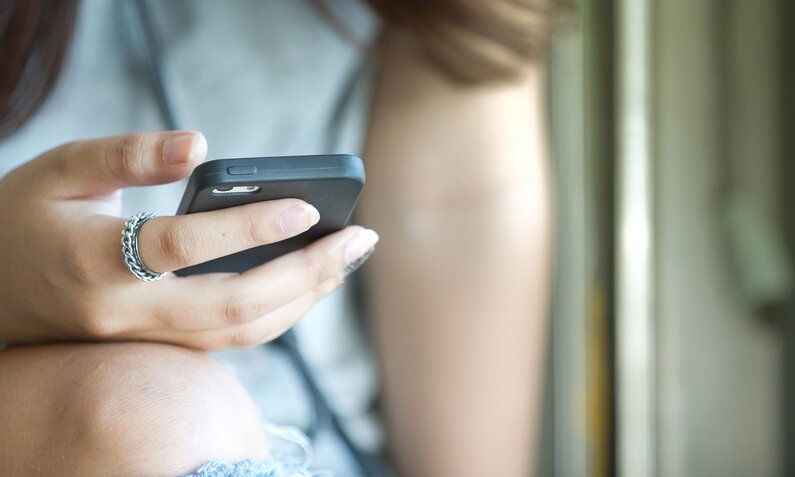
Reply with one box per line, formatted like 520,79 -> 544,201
17,342 -> 268,476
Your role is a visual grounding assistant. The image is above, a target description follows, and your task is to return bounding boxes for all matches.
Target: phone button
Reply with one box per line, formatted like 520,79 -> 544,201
227,165 -> 257,175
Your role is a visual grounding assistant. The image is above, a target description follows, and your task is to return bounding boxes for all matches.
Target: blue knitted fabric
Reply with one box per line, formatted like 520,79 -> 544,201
183,424 -> 331,477
186,458 -> 315,477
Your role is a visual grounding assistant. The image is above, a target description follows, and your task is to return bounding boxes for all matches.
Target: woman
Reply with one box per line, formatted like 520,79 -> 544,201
0,0 -> 560,475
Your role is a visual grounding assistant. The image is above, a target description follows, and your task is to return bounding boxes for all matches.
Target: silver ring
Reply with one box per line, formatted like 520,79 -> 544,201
121,212 -> 165,282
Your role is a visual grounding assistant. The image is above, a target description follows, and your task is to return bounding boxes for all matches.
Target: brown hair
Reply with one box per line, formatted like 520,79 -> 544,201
364,0 -> 566,83
0,0 -> 78,138
0,0 -> 565,139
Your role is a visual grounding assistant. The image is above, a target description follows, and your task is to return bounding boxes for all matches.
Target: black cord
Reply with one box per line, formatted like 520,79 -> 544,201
274,329 -> 375,476
129,2 -> 375,475
129,0 -> 177,131
272,329 -> 329,441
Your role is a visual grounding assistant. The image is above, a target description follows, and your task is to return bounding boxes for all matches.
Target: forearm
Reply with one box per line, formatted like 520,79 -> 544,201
361,191 -> 551,476
359,33 -> 552,476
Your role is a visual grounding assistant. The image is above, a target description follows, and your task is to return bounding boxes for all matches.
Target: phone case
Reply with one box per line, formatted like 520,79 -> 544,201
174,154 -> 365,275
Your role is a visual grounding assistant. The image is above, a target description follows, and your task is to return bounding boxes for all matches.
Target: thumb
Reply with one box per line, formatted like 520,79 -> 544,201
32,131 -> 207,198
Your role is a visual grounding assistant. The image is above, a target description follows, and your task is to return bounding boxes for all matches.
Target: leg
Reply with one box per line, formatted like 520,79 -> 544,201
0,342 -> 268,477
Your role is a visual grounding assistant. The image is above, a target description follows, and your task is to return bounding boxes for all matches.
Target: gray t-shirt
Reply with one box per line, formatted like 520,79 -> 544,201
0,0 -> 381,473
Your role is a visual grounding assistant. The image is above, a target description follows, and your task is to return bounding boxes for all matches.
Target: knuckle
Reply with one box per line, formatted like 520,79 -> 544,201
228,329 -> 260,349
302,251 -> 339,284
222,290 -> 261,325
63,238 -> 98,285
190,341 -> 216,352
159,223 -> 196,266
148,306 -> 177,330
109,133 -> 147,179
241,213 -> 270,246
189,339 -> 218,352
66,252 -> 96,285
74,304 -> 124,339
51,141 -> 80,169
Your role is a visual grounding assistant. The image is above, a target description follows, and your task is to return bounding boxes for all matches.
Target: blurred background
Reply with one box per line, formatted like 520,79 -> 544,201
541,0 -> 793,476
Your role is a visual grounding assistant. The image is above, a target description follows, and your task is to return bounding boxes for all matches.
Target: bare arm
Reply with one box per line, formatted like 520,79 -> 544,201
359,32 -> 553,477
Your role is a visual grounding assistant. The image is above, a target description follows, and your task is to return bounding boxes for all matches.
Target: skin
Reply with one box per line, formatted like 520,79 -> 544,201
0,29 -> 550,477
0,343 -> 269,476
359,32 -> 551,476
0,131 -> 378,348
0,131 -> 377,475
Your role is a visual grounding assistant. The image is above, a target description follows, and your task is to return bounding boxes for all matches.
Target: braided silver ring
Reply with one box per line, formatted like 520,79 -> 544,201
121,212 -> 165,282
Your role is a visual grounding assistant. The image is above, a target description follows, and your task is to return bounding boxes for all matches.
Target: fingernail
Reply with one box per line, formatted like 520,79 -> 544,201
278,203 -> 320,235
342,229 -> 379,277
342,246 -> 376,278
163,132 -> 207,164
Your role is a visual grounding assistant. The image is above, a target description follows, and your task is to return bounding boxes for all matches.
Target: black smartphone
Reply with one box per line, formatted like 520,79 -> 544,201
174,154 -> 365,276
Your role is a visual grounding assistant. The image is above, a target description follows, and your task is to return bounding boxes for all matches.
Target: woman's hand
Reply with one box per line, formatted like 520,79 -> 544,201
0,131 -> 378,350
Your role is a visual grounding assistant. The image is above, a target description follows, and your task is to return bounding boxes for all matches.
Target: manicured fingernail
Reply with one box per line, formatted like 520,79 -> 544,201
163,132 -> 207,164
342,246 -> 376,277
342,229 -> 379,277
278,203 -> 320,235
